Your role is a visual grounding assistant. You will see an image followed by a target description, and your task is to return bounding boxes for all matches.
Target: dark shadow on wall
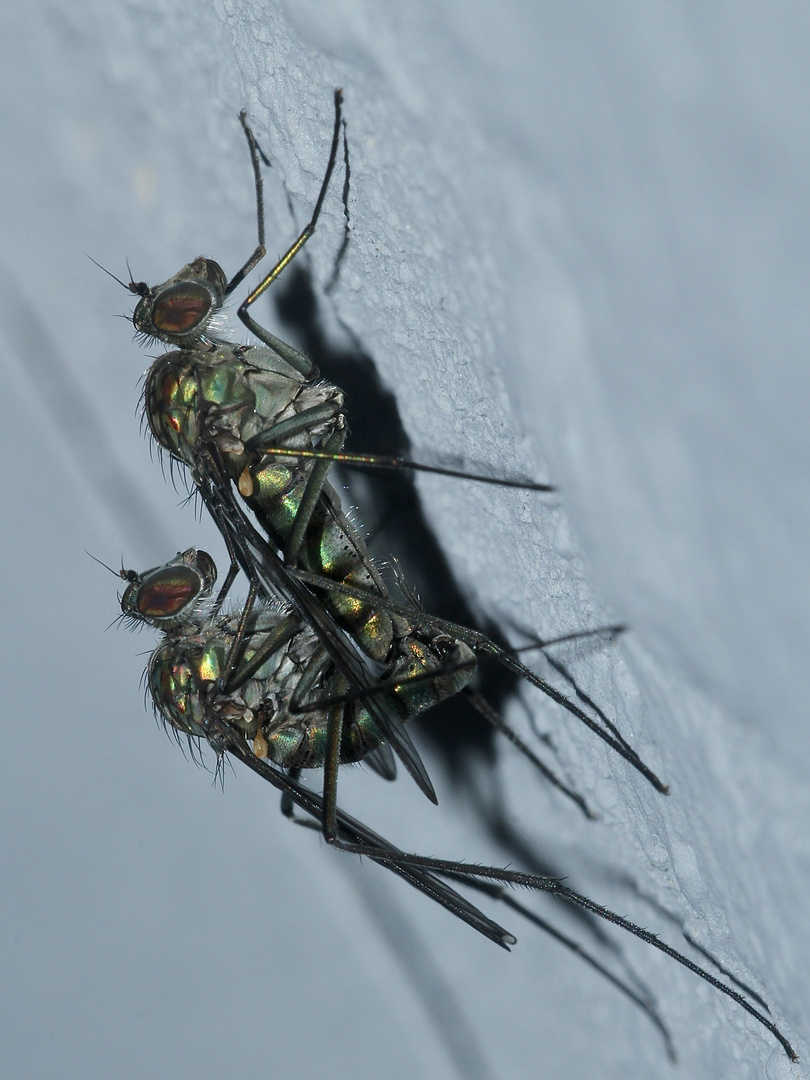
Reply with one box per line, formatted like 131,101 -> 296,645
272,263 -> 523,780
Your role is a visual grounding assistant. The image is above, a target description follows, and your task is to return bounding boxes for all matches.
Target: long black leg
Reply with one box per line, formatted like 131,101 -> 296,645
225,733 -> 513,947
223,111 -> 271,295
253,735 -> 674,1055
247,443 -> 555,492
510,621 -> 635,755
236,89 -> 344,364
312,768 -> 795,1059
324,108 -> 351,295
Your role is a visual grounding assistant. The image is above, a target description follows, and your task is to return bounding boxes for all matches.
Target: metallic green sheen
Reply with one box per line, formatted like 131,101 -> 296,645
144,343 -> 401,663
144,605 -> 475,772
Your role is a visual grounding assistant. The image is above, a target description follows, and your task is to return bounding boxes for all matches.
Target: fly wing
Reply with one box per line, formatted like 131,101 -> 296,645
363,742 -> 397,781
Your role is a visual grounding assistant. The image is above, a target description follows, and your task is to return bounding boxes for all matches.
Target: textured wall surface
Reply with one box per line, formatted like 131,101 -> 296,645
1,3 -> 808,1078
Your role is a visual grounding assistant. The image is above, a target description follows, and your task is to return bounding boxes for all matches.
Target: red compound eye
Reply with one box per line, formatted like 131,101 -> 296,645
151,281 -> 212,334
135,566 -> 202,619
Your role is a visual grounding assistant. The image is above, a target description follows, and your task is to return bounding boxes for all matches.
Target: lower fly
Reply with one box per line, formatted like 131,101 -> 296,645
121,547 -> 473,770
116,546 -> 796,1063
120,546 -> 595,812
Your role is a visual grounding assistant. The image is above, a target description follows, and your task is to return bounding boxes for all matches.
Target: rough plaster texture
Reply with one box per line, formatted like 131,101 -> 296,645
1,3 -> 808,1078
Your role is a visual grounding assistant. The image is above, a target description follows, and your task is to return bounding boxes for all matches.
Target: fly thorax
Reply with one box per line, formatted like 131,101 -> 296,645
245,344 -> 308,381
246,365 -> 306,428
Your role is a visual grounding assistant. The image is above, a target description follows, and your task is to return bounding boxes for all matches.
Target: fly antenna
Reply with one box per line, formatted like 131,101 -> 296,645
87,254 -> 148,296
86,254 -> 131,290
85,549 -> 136,583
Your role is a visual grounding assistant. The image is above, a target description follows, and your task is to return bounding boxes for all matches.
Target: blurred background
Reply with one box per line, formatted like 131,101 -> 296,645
1,2 -> 808,1078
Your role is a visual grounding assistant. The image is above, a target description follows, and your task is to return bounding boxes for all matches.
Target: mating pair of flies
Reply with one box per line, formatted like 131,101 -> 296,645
104,88 -> 795,1061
